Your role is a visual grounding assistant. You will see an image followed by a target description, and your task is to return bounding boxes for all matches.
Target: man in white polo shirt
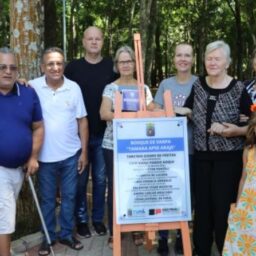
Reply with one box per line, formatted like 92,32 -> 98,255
29,47 -> 88,256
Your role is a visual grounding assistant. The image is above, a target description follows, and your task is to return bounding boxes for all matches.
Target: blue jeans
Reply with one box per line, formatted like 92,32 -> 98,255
38,151 -> 79,241
75,135 -> 106,223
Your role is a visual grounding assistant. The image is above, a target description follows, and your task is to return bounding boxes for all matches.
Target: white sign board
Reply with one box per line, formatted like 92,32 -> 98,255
113,117 -> 191,224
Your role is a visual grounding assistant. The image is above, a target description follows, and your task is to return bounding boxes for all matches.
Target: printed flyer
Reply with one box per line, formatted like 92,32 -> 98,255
113,117 -> 191,224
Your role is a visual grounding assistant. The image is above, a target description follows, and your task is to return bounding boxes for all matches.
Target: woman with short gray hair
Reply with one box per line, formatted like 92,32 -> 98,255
178,40 -> 252,255
100,45 -> 153,248
205,40 -> 232,66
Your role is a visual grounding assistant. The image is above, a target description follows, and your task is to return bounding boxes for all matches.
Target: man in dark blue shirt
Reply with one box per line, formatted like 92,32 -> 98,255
0,47 -> 44,256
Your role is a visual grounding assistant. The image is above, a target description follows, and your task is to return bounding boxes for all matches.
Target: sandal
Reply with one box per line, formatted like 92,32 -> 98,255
59,236 -> 83,250
38,240 -> 55,256
108,236 -> 113,249
132,232 -> 144,246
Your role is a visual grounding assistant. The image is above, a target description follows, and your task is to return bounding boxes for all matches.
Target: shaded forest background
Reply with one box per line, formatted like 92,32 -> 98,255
1,0 -> 256,86
0,0 -> 256,239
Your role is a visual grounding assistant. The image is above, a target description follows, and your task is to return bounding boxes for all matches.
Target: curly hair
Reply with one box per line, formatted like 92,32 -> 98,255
245,112 -> 256,147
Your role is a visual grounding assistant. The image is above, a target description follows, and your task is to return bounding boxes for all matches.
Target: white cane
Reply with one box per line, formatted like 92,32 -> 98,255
28,176 -> 56,256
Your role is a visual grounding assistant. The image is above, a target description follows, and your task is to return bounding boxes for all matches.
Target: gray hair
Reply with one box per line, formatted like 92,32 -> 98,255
113,45 -> 135,73
205,40 -> 231,65
41,47 -> 65,63
0,47 -> 15,55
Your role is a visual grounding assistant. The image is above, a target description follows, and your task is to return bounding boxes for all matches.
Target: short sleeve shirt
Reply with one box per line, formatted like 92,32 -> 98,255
0,84 -> 43,168
29,75 -> 87,162
102,83 -> 153,150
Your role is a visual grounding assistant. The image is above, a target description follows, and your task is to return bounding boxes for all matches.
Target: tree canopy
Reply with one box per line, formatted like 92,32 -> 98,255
2,0 -> 256,84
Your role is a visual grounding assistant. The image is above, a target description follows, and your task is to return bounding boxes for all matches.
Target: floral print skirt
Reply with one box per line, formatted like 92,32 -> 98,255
223,147 -> 256,256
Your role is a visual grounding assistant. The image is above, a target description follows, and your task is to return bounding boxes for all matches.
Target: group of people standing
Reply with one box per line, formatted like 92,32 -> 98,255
0,24 -> 256,256
0,26 -> 114,256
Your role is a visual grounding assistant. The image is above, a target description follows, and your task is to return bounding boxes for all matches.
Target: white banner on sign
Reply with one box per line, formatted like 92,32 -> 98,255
113,117 -> 191,224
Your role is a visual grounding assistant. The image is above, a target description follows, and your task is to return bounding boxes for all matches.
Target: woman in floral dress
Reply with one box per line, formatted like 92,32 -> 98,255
223,108 -> 256,255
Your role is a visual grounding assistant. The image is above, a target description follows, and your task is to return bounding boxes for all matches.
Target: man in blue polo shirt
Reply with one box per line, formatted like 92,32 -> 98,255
0,47 -> 44,256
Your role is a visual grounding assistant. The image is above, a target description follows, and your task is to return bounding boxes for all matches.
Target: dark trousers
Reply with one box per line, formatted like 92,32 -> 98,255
103,148 -> 114,236
193,155 -> 242,255
159,155 -> 195,239
75,135 -> 106,224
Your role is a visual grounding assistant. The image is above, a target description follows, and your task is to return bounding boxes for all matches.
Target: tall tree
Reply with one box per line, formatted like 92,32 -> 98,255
140,0 -> 157,85
10,0 -> 44,80
244,0 -> 256,48
67,0 -> 79,59
193,0 -> 210,75
9,0 -> 44,239
0,0 -> 10,46
226,0 -> 243,79
154,17 -> 163,86
242,0 -> 256,77
44,0 -> 57,48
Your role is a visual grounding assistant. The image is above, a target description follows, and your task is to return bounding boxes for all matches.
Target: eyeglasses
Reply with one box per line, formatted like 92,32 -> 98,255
0,64 -> 18,72
117,60 -> 134,65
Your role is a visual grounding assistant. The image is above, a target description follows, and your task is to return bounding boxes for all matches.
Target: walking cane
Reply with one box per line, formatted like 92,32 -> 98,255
28,176 -> 56,256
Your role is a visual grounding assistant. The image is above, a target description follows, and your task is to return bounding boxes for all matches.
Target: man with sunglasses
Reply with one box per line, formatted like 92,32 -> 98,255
0,47 -> 44,256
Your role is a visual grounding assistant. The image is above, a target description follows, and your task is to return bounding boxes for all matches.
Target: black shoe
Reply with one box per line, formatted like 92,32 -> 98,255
93,222 -> 107,236
174,231 -> 183,254
157,238 -> 169,256
77,223 -> 91,238
59,236 -> 84,250
192,248 -> 198,256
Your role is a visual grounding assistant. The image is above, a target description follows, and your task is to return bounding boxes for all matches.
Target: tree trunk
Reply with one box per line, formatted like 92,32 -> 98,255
44,0 -> 57,48
144,0 -> 156,86
9,0 -> 44,239
140,0 -> 156,85
164,33 -> 168,78
234,0 -> 242,79
154,19 -> 163,86
195,0 -> 208,75
67,0 -> 77,60
0,0 -> 10,46
244,0 -> 256,77
226,0 -> 243,79
10,0 -> 44,80
128,1 -> 136,42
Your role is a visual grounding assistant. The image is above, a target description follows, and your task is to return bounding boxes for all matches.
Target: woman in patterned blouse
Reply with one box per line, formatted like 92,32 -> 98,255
244,49 -> 256,103
178,40 -> 252,256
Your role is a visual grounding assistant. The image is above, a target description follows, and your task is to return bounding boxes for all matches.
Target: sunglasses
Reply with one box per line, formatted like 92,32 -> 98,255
0,64 -> 18,72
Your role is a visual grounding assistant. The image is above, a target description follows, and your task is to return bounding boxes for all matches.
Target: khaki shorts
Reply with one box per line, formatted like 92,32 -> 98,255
0,166 -> 24,234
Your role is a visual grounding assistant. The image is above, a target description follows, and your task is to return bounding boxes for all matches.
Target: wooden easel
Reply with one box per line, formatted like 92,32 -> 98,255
112,33 -> 192,256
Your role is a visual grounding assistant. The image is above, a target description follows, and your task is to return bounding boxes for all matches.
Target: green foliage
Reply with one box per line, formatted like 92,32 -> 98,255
4,0 -> 256,82
0,0 -> 10,46
54,0 -> 141,59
